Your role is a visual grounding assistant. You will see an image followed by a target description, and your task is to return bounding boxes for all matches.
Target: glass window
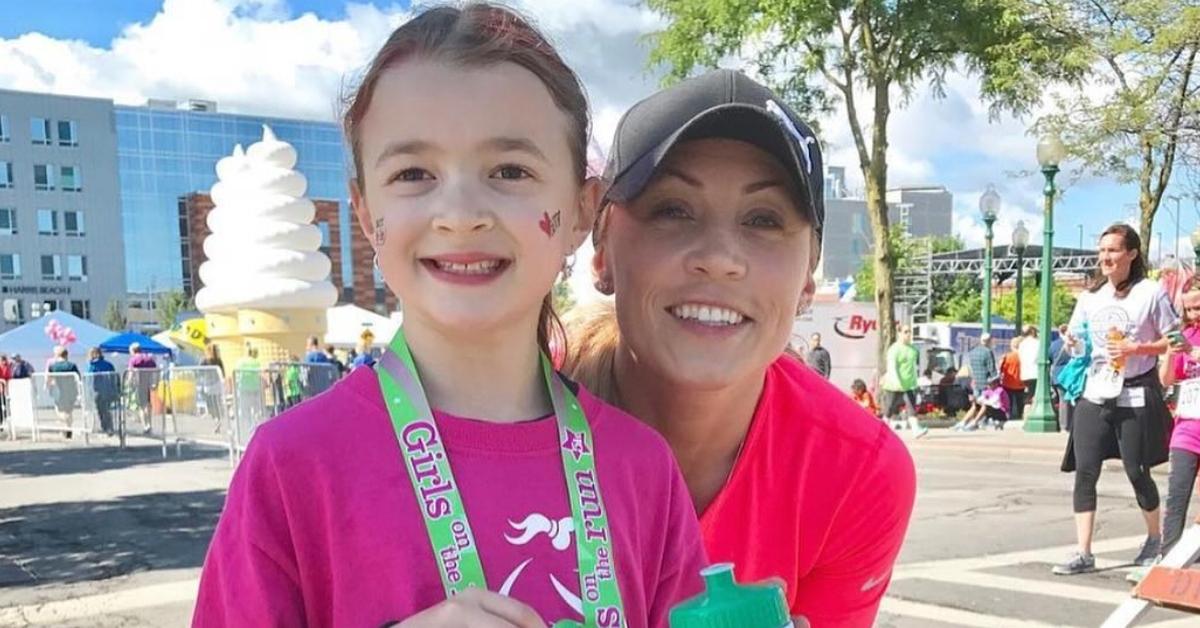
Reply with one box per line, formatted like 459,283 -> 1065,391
34,164 -> 54,190
0,208 -> 14,236
70,299 -> 90,320
67,255 -> 87,281
2,298 -> 23,323
57,120 -> 77,146
0,114 -> 9,142
0,253 -> 20,279
60,166 -> 81,191
30,117 -> 51,144
41,254 -> 61,280
30,300 -> 58,318
317,221 -> 331,247
63,211 -> 85,237
37,209 -> 58,236
0,161 -> 12,188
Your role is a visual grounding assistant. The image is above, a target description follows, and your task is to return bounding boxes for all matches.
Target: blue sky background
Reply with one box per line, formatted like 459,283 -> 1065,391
3,0 -> 1197,285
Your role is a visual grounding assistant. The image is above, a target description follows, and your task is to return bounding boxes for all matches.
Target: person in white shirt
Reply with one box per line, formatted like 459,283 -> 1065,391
1053,223 -> 1178,576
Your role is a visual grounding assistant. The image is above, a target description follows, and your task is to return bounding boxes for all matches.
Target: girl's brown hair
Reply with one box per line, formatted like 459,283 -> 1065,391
1090,223 -> 1147,294
342,3 -> 589,358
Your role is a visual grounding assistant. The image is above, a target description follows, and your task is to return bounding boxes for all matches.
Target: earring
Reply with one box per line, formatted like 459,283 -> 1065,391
594,278 -> 613,295
561,253 -> 576,280
372,254 -> 380,272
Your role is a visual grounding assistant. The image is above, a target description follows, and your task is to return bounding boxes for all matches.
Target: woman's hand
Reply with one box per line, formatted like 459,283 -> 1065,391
755,577 -> 809,628
394,590 -> 547,628
1108,339 -> 1141,360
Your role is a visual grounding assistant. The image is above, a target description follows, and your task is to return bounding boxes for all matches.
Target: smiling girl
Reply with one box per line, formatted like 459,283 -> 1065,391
192,5 -> 705,627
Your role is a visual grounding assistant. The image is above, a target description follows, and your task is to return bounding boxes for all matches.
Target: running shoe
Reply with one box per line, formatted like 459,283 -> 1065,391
1052,552 -> 1095,575
1133,537 -> 1162,567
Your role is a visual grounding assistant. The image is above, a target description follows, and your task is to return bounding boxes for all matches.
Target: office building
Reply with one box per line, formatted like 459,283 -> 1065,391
815,174 -> 954,280
0,89 -> 126,333
115,100 -> 352,298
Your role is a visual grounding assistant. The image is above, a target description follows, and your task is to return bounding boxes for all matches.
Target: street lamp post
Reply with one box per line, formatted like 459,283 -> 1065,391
980,185 -> 1001,333
1012,221 -> 1030,332
1191,227 -> 1200,269
1025,133 -> 1067,433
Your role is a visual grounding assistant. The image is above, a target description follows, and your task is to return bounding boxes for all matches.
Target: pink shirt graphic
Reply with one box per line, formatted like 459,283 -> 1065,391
193,367 -> 706,627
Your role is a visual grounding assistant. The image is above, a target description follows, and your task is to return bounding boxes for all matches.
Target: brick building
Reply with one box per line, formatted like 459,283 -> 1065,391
178,192 -> 398,313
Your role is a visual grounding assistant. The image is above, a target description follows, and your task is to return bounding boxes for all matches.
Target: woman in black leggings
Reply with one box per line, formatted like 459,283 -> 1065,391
1053,224 -> 1177,576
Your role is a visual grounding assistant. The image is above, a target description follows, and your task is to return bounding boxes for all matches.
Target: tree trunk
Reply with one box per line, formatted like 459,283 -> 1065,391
867,80 -> 895,368
1137,137 -> 1157,262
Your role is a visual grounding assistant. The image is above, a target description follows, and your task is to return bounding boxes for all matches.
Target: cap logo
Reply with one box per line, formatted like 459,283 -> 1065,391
766,100 -> 817,175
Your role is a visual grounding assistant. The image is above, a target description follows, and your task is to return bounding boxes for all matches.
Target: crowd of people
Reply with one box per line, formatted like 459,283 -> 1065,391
0,336 -> 381,439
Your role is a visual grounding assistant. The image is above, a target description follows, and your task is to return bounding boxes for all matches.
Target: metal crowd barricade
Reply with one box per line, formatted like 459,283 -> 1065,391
231,367 -> 271,459
80,371 -> 125,447
164,365 -> 234,463
27,372 -> 92,444
124,366 -> 169,457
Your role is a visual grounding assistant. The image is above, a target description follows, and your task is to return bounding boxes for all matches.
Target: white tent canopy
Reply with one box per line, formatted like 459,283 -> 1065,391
324,305 -> 400,347
0,312 -> 117,372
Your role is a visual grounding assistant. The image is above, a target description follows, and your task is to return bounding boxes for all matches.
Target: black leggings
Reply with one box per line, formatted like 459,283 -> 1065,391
1072,398 -> 1160,513
1164,448 -> 1200,553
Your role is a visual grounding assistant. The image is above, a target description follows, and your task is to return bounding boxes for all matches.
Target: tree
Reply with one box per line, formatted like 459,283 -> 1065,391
103,299 -> 127,331
1037,0 -> 1200,260
853,228 -> 979,320
646,0 -> 1087,363
552,280 -> 576,314
155,290 -> 191,332
994,278 -> 1078,327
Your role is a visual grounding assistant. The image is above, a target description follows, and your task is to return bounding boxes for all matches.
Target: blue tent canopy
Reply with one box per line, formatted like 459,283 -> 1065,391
99,332 -> 172,355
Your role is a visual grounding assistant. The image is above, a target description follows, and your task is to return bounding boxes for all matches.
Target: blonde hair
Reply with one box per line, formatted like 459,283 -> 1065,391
561,301 -> 621,405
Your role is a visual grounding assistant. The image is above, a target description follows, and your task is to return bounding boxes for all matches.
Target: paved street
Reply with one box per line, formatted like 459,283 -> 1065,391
1,425 -> 1199,626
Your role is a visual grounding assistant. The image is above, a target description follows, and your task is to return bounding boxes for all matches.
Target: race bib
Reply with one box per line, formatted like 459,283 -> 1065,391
1116,386 -> 1145,408
1178,379 -> 1200,418
1084,361 -> 1124,402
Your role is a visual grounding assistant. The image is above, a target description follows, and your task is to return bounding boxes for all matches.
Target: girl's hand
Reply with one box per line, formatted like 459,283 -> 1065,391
395,589 -> 547,628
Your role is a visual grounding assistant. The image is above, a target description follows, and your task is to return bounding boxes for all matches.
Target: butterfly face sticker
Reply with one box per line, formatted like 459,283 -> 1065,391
374,218 -> 386,246
538,211 -> 562,238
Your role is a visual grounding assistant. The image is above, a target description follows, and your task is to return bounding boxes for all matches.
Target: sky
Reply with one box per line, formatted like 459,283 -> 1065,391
3,0 -> 1198,301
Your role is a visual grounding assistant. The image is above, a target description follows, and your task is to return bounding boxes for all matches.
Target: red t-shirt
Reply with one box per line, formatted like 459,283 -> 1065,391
699,356 -> 916,627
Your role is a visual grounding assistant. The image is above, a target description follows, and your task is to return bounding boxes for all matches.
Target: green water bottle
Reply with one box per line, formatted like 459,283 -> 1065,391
669,563 -> 792,628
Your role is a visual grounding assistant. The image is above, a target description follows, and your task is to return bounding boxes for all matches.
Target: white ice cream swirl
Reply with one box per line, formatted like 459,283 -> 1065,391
195,125 -> 339,312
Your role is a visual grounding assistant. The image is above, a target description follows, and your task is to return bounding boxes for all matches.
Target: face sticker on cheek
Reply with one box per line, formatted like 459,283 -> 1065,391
374,218 -> 386,246
538,210 -> 562,238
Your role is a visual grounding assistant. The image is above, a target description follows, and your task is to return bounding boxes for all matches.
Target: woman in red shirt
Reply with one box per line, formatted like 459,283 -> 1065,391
566,69 -> 916,627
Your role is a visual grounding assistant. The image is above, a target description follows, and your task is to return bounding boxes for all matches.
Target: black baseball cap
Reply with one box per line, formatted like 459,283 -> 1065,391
601,69 -> 825,238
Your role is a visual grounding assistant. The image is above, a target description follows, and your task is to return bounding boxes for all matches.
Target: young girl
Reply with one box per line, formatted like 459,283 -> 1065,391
850,379 -> 879,417
193,5 -> 706,627
1156,281 -> 1200,565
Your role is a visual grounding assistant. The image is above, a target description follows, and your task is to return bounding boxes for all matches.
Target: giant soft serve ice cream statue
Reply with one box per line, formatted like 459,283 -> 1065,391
195,126 -> 338,364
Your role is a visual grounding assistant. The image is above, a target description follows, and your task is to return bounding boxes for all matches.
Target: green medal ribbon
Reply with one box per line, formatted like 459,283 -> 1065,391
377,328 -> 627,627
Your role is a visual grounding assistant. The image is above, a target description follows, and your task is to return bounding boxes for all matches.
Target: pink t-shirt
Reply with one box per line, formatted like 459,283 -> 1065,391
1170,326 -> 1200,455
193,367 -> 706,627
701,357 -> 916,627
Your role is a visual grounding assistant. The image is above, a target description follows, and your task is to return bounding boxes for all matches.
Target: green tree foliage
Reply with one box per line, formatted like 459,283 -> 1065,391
552,280 -> 576,315
103,299 -> 127,331
993,278 -> 1078,328
155,290 -> 192,333
646,0 -> 1088,362
1036,0 -> 1200,259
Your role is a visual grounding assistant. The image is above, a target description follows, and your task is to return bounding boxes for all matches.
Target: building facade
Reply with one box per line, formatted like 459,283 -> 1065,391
114,101 -> 352,299
816,179 -> 954,280
179,192 -> 397,314
0,90 -> 126,333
